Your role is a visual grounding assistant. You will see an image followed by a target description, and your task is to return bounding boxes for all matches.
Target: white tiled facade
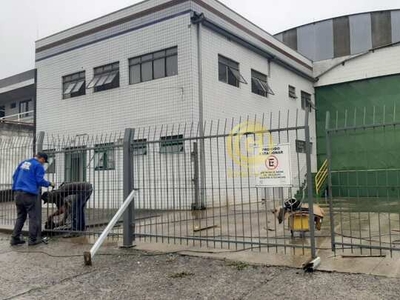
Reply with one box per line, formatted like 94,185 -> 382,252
37,14 -> 193,135
35,0 -> 316,209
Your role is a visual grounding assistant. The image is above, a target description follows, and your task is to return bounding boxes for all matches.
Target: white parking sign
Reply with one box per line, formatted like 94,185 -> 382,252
255,143 -> 292,187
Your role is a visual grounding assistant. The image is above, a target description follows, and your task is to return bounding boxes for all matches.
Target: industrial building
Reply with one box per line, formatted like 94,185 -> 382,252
3,2 -> 399,203
33,0 -> 316,206
0,70 -> 36,191
276,10 -> 400,196
0,69 -> 35,125
35,0 -> 315,134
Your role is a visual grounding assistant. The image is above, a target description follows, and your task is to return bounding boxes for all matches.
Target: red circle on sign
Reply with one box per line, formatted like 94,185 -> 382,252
265,155 -> 278,170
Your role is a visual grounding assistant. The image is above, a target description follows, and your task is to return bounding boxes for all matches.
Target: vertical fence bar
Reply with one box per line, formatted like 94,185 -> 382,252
230,118 -> 238,251
36,131 -> 45,239
122,128 -> 134,247
32,69 -> 38,156
151,128 -> 159,244
387,167 -> 392,257
305,109 -> 316,259
159,126 -> 166,244
326,112 -> 336,253
184,126 -> 190,246
223,119 -> 231,249
216,120 -> 223,249
165,126 -> 171,244
238,117 -> 244,250
208,121 -> 216,248
192,142 -> 200,210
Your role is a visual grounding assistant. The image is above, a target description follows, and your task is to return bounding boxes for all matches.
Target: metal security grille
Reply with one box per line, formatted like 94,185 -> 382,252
0,110 -> 320,257
0,135 -> 34,231
326,106 -> 400,257
128,110 -> 317,255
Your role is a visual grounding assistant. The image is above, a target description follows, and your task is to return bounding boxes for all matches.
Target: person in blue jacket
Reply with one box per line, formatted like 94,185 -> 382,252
10,153 -> 54,246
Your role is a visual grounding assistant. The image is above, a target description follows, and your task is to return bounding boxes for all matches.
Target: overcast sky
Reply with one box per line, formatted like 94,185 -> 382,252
0,0 -> 399,78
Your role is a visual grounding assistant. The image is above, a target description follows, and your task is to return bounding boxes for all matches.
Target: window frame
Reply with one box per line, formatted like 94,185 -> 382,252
62,71 -> 86,99
87,62 -> 120,93
159,134 -> 184,153
19,99 -> 32,118
301,91 -> 312,112
295,139 -> 312,154
132,139 -> 148,156
251,69 -> 273,97
288,85 -> 297,99
94,143 -> 116,171
129,47 -> 178,85
218,55 -> 247,87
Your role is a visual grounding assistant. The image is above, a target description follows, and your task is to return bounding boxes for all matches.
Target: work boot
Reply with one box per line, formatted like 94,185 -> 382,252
28,239 -> 44,246
10,238 -> 26,246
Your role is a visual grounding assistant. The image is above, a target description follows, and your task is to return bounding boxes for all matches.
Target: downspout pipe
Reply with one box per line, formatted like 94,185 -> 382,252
192,12 -> 206,210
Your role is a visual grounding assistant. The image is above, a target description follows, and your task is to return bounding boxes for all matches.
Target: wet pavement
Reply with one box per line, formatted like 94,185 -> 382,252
2,196 -> 400,256
0,200 -> 119,231
1,233 -> 400,300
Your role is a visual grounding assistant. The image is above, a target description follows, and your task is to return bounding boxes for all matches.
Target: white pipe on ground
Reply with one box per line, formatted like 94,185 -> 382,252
303,256 -> 321,272
84,189 -> 138,265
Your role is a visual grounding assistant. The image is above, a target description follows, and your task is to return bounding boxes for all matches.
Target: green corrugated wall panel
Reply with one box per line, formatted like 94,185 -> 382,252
316,74 -> 400,197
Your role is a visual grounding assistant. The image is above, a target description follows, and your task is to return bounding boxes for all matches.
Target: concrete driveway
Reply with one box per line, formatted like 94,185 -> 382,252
1,233 -> 400,300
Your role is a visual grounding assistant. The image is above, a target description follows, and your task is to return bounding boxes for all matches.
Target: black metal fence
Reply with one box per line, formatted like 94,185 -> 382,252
129,111 -> 318,256
41,132 -> 125,238
326,107 -> 400,257
0,110 -> 321,256
4,107 -> 400,259
0,134 -> 34,230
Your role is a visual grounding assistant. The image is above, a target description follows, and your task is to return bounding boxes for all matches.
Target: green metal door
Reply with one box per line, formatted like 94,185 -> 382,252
65,147 -> 87,182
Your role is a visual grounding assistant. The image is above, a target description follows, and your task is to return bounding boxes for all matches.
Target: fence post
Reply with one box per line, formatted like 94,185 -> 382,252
122,128 -> 135,247
304,109 -> 316,259
37,131 -> 45,239
33,69 -> 38,156
325,111 -> 335,253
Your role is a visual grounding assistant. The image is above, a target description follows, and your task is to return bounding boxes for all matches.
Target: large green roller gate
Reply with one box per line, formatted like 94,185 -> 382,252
316,74 -> 400,197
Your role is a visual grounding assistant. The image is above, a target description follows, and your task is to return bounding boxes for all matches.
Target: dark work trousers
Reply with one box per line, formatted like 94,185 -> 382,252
12,192 -> 39,242
71,190 -> 92,232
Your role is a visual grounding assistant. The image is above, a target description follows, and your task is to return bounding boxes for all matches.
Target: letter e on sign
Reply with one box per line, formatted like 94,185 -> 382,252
265,155 -> 278,170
